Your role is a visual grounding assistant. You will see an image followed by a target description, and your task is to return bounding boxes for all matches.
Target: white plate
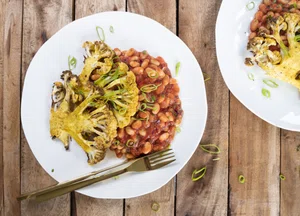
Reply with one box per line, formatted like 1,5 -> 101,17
21,12 -> 207,199
216,0 -> 300,131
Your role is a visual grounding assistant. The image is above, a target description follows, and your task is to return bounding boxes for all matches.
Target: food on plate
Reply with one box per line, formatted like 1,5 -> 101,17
107,48 -> 183,159
50,40 -> 183,164
245,1 -> 300,89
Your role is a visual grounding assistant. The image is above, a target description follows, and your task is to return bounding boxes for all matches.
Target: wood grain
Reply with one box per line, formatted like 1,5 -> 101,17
176,0 -> 228,215
280,130 -> 300,216
73,1 -> 125,215
0,1 -> 4,214
1,0 -> 23,215
229,95 -> 280,215
125,1 -> 176,215
21,1 -> 72,215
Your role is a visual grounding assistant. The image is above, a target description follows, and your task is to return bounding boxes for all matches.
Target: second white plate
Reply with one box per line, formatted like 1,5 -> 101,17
216,0 -> 300,131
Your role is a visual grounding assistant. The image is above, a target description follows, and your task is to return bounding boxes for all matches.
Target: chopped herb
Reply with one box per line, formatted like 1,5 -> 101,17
263,79 -> 278,88
126,139 -> 135,147
212,158 -> 220,161
151,202 -> 160,212
140,84 -> 161,93
203,72 -> 210,82
147,69 -> 159,79
113,175 -> 119,180
200,144 -> 221,154
176,127 -> 181,133
192,166 -> 206,181
139,103 -> 156,112
293,3 -> 297,9
68,56 -> 77,70
246,1 -> 255,10
248,73 -> 254,81
262,88 -> 271,98
142,50 -> 147,55
109,25 -> 114,33
51,169 -> 54,172
96,26 -> 105,42
279,174 -> 286,180
175,62 -> 181,76
239,175 -> 245,183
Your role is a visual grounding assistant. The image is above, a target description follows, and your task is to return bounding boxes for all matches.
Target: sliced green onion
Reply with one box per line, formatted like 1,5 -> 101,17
96,26 -> 105,42
142,92 -> 156,103
248,73 -> 254,81
295,35 -> 300,42
126,139 -> 135,147
262,88 -> 271,98
109,25 -> 114,33
246,1 -> 255,10
200,144 -> 221,154
142,50 -> 147,55
113,175 -> 119,180
176,127 -> 181,133
212,158 -> 220,161
239,175 -> 245,184
203,72 -> 210,82
279,41 -> 289,57
280,174 -> 286,180
140,84 -> 161,93
293,3 -> 297,9
112,140 -> 120,146
147,69 -> 159,79
151,202 -> 160,212
175,62 -> 181,76
51,169 -> 54,172
117,107 -> 127,115
192,166 -> 206,181
68,56 -> 77,70
263,79 -> 278,88
139,103 -> 156,112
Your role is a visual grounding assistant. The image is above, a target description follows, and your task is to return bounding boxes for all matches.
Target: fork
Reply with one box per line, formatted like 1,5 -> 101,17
33,149 -> 176,202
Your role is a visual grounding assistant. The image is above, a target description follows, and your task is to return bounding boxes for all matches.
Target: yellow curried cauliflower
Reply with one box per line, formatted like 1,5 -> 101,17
246,13 -> 300,89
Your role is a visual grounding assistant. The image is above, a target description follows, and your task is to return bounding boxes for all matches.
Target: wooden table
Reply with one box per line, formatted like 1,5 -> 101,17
1,0 -> 299,215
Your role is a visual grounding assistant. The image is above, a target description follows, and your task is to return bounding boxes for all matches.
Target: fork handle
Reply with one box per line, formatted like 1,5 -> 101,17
35,168 -> 128,202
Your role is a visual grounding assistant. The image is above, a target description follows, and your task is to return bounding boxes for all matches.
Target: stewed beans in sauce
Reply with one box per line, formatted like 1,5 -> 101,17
109,48 -> 183,159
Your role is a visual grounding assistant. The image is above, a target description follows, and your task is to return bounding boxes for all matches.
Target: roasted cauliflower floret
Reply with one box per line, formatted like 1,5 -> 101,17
94,62 -> 139,128
246,13 -> 300,89
79,41 -> 114,86
50,71 -> 118,164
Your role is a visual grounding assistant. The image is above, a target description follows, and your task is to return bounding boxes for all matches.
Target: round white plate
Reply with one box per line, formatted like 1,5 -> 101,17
216,0 -> 300,131
21,11 -> 207,198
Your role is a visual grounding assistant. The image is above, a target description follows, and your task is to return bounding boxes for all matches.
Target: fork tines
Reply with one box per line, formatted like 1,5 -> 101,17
148,149 -> 176,168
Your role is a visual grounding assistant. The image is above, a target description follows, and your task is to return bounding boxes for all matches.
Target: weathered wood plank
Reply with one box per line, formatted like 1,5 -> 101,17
74,1 -> 125,215
229,95 -> 280,215
125,1 -> 176,215
1,0 -> 23,215
280,130 -> 300,216
21,1 -> 72,215
176,0 -> 228,215
0,1 -> 4,214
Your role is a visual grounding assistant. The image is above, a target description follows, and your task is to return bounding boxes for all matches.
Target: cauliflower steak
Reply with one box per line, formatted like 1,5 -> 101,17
246,13 -> 300,89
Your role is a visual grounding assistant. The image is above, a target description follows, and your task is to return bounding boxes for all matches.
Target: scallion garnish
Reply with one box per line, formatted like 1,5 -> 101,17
192,166 -> 206,181
263,79 -> 278,88
151,202 -> 160,212
113,175 -> 119,180
200,144 -> 221,154
212,158 -> 220,161
139,103 -> 156,112
262,88 -> 271,98
176,127 -> 181,133
248,73 -> 254,81
117,107 -> 127,115
68,56 -> 77,70
140,84 -> 161,93
109,25 -> 114,33
126,139 -> 135,147
142,92 -> 156,103
112,140 -> 120,146
239,175 -> 245,184
280,174 -> 286,180
295,35 -> 300,42
51,169 -> 54,172
175,62 -> 180,76
203,72 -> 210,82
96,26 -> 105,42
246,1 -> 255,10
147,69 -> 159,79
293,3 -> 297,9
